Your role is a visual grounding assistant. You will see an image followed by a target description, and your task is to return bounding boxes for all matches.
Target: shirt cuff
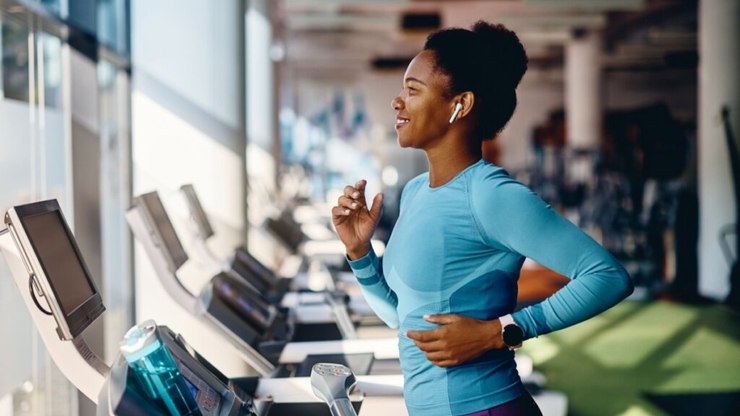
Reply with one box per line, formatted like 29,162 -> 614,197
347,248 -> 381,285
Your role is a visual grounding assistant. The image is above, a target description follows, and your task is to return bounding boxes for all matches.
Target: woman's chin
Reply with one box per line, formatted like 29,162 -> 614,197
397,135 -> 412,148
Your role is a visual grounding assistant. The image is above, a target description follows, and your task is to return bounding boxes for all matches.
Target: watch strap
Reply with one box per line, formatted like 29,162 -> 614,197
499,314 -> 523,350
499,314 -> 516,328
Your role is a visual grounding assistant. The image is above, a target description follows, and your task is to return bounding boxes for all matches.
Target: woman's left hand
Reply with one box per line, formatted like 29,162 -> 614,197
406,314 -> 503,367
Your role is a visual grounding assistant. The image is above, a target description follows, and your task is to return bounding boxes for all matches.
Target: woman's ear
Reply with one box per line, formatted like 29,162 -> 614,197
457,92 -> 475,120
449,92 -> 475,123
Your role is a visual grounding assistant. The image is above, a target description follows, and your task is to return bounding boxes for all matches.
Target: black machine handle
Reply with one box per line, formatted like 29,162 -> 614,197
722,106 -> 739,220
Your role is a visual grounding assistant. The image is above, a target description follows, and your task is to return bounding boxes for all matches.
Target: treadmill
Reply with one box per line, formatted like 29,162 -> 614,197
180,184 -> 354,309
181,184 -> 383,300
0,199 -> 376,415
126,191 -> 400,378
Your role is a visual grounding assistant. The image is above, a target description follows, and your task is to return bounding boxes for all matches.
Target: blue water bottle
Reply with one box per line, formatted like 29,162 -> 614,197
120,320 -> 201,415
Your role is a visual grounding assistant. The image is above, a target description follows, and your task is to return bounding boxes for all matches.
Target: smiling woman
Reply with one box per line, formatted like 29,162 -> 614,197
392,51 -> 457,152
331,20 -> 633,416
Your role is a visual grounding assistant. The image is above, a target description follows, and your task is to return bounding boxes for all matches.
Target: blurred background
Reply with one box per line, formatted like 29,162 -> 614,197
0,0 -> 738,415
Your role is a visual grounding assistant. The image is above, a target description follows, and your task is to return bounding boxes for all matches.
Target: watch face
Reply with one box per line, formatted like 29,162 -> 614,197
503,324 -> 524,347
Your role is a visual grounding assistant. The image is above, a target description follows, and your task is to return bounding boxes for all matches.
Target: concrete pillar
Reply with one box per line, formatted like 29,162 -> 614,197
698,0 -> 740,299
565,30 -> 603,186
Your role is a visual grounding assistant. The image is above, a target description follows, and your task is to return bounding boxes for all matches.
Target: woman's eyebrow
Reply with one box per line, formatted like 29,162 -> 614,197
405,77 -> 426,86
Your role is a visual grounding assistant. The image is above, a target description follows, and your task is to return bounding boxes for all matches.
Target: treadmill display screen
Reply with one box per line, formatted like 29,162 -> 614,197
13,199 -> 105,339
21,211 -> 95,315
183,377 -> 199,399
138,192 -> 188,272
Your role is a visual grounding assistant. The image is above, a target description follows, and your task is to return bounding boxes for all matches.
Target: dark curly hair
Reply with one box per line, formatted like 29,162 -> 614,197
424,21 -> 528,141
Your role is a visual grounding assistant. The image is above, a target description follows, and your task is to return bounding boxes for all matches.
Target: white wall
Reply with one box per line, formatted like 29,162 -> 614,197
132,0 -> 240,130
131,0 -> 249,375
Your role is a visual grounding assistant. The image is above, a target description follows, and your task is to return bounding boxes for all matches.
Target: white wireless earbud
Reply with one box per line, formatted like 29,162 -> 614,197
449,103 -> 463,124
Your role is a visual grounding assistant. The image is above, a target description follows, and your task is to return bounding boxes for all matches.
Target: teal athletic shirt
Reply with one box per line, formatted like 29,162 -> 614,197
348,159 -> 633,416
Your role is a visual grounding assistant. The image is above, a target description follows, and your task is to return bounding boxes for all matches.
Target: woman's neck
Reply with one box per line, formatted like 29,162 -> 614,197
426,140 -> 481,187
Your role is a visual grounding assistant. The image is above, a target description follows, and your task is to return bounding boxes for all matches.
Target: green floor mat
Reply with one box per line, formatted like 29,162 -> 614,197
522,301 -> 740,416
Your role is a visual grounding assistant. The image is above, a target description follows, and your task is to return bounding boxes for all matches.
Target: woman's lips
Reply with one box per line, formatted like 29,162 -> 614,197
395,117 -> 409,129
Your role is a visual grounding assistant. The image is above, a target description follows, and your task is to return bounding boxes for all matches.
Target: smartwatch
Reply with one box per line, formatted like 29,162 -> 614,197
499,314 -> 523,350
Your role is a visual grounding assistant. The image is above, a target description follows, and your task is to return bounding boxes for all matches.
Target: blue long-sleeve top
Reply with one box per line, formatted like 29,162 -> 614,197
348,159 -> 633,416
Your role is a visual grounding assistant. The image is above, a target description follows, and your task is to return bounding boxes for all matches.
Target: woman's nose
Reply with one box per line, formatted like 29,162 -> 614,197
391,96 -> 402,111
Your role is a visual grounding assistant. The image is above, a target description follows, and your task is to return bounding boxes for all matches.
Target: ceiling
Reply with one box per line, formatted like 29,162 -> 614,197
277,0 -> 697,76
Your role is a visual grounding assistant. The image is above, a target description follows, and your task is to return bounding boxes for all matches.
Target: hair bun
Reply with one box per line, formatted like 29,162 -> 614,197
472,21 -> 528,89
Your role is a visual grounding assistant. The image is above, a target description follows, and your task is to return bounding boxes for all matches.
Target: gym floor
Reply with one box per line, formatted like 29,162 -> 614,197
521,300 -> 740,416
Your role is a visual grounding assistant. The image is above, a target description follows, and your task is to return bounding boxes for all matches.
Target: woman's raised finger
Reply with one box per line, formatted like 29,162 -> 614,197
336,195 -> 360,210
331,205 -> 351,218
343,185 -> 360,199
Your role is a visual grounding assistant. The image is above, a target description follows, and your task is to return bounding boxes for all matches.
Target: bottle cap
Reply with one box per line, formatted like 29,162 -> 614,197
119,319 -> 159,362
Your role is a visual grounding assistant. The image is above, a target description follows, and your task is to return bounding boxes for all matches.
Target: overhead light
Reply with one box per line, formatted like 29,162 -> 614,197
270,41 -> 286,62
518,29 -> 572,44
498,14 -> 606,30
286,14 -> 399,32
522,0 -> 643,11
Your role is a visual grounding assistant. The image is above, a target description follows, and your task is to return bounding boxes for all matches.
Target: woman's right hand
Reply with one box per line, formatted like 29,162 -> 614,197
331,180 -> 384,260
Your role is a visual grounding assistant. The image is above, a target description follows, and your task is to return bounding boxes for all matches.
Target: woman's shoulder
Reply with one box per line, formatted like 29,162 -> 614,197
404,172 -> 428,191
469,161 -> 539,204
470,160 -> 517,187
398,172 -> 428,204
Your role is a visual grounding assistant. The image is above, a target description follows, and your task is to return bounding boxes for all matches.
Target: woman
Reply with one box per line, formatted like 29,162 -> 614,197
331,21 -> 633,416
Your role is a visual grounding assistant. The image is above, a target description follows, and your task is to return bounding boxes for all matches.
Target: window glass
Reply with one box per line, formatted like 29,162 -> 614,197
39,0 -> 67,19
1,16 -> 30,102
67,0 -> 96,36
98,0 -> 129,56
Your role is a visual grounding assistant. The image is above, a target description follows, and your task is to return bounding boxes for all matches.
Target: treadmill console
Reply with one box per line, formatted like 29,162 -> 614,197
104,323 -> 258,416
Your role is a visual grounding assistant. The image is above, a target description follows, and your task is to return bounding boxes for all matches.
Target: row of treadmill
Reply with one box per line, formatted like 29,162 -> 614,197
0,184 -> 567,415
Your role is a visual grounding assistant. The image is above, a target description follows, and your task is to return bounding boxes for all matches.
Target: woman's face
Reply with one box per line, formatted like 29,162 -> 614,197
391,50 -> 455,149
